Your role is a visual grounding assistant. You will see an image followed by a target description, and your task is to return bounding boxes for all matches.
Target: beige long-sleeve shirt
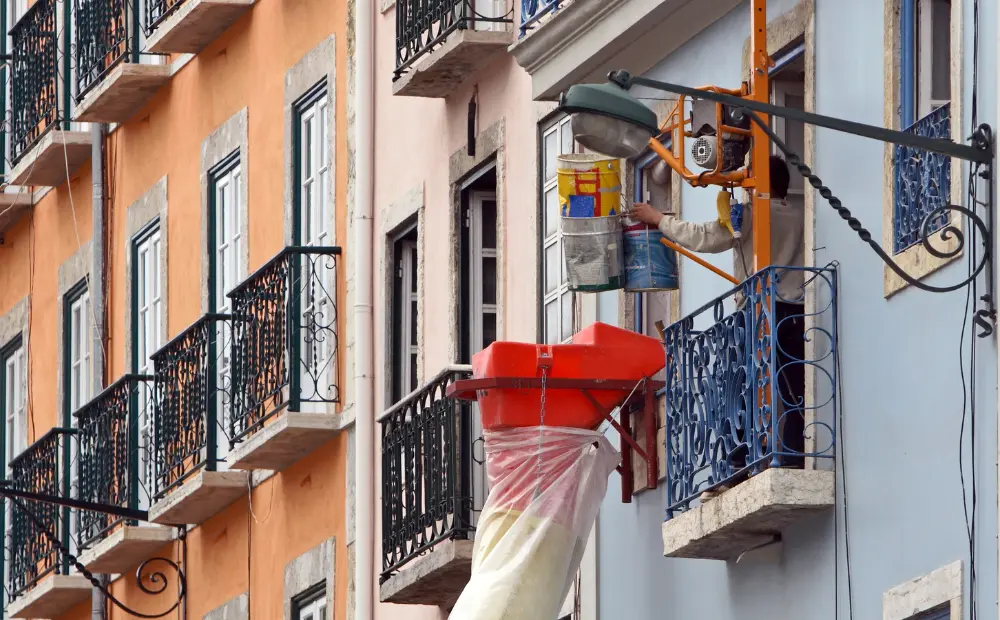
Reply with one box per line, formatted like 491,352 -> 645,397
657,198 -> 805,303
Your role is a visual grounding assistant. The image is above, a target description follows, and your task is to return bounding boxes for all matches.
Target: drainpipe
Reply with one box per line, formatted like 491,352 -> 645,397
90,121 -> 108,619
352,0 -> 374,616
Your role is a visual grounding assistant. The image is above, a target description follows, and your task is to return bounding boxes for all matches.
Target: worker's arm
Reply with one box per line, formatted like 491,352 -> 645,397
630,203 -> 739,254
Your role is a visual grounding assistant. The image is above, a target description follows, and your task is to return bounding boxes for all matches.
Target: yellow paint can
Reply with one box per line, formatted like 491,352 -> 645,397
557,154 -> 622,218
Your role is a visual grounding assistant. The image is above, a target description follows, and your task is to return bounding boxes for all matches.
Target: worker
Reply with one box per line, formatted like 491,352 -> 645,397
628,155 -> 805,487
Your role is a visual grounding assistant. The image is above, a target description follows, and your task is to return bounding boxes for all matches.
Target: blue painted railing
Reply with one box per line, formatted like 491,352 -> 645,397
519,0 -> 559,37
893,103 -> 951,254
663,266 -> 838,518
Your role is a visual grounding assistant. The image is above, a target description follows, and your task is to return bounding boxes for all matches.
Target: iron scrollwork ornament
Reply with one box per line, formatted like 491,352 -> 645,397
6,493 -> 186,618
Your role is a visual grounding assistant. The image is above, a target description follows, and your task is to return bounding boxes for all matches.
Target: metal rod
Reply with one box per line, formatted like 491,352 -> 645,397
0,484 -> 150,521
749,0 -> 771,271
660,237 -> 739,284
622,73 -> 992,164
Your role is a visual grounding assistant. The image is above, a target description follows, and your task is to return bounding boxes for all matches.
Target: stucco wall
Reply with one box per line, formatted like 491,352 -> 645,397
598,1 -> 999,619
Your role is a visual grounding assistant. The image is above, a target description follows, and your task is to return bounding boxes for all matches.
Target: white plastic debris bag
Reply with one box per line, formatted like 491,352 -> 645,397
450,426 -> 619,620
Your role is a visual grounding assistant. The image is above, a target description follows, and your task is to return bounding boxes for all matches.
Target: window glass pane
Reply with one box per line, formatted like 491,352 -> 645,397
560,120 -> 573,156
544,130 -> 557,181
482,257 -> 497,305
544,188 -> 558,238
930,0 -> 950,102
483,313 -> 496,349
544,301 -> 558,345
410,299 -> 418,346
481,199 -> 497,249
560,292 -> 573,341
544,244 -> 560,294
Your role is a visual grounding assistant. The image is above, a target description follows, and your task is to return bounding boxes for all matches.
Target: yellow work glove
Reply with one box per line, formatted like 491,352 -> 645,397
716,190 -> 735,236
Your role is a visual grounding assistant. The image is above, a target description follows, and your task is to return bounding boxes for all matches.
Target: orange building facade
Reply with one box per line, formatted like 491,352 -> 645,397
0,0 -> 355,617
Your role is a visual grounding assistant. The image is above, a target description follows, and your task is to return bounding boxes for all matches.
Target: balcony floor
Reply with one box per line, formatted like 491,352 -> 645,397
228,411 -> 341,472
146,0 -> 255,53
393,29 -> 513,98
7,574 -> 93,619
149,470 -> 248,525
74,62 -> 171,123
78,524 -> 176,573
10,130 -> 93,187
662,468 -> 834,561
380,539 -> 474,609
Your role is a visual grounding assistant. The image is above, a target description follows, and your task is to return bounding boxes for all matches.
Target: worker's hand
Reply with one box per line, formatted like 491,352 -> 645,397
628,203 -> 664,227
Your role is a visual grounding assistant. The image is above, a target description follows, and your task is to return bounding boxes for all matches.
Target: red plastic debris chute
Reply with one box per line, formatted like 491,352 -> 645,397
449,323 -> 665,620
471,322 -> 666,430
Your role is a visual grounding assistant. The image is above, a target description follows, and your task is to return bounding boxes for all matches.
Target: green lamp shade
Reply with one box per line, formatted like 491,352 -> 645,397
559,82 -> 659,159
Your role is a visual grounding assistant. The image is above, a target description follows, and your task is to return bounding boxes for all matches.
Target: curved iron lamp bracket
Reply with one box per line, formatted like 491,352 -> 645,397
610,71 -> 997,336
1,488 -> 186,618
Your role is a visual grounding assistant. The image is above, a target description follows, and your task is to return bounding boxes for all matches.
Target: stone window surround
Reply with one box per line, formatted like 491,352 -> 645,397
57,241 -> 97,420
204,591 -> 249,620
883,560 -> 962,620
284,36 -> 337,247
882,0 -> 963,297
449,118 -> 506,363
200,108 -> 250,314
124,176 -> 169,373
283,538 -> 335,620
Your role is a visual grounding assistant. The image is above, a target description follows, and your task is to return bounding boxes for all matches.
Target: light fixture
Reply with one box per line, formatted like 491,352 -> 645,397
559,80 -> 658,158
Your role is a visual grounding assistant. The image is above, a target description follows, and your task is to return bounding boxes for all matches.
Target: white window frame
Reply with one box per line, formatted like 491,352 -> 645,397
135,227 -> 162,508
297,90 -> 335,412
212,159 -> 243,466
396,239 -> 418,398
2,340 -> 24,620
296,593 -> 327,620
467,190 -> 497,354
67,285 -> 91,561
541,116 -> 576,344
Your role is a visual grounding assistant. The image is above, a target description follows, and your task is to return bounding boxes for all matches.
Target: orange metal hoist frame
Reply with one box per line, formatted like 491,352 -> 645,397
649,0 -> 773,272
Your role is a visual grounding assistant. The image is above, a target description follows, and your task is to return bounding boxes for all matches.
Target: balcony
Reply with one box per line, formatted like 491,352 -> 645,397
379,366 -> 480,609
393,0 -> 513,98
660,266 -> 837,561
6,429 -> 92,620
143,0 -> 254,54
509,0 -> 741,100
226,247 -> 342,472
74,375 -> 174,573
72,0 -> 170,123
8,0 -> 93,187
147,314 -> 248,526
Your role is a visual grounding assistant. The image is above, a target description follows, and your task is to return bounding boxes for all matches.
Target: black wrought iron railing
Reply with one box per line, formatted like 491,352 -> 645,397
228,246 -> 341,447
150,314 -> 230,502
663,266 -> 838,518
143,0 -> 184,38
8,428 -> 73,598
74,0 -> 138,101
379,366 -> 478,583
394,0 -> 512,81
75,374 -> 154,550
10,0 -> 60,165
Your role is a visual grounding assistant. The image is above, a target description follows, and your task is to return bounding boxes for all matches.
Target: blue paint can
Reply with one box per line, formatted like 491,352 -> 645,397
623,221 -> 679,292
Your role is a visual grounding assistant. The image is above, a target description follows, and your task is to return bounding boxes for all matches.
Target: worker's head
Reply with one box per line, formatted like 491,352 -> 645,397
770,155 -> 790,200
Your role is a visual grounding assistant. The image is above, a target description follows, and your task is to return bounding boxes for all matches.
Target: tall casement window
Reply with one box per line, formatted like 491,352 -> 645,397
1,336 -> 25,616
893,0 -> 953,254
294,83 -> 335,410
539,115 -> 577,344
459,165 -> 498,525
390,225 -> 418,403
65,280 -> 91,558
132,223 -> 162,506
209,153 -> 243,464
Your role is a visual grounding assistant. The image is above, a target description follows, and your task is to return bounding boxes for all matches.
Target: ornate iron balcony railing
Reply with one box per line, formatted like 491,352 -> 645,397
518,0 -> 559,37
74,374 -> 155,550
10,0 -> 60,165
378,366 -> 477,583
150,313 -> 231,501
227,246 -> 341,447
8,428 -> 74,599
394,0 -> 512,81
143,0 -> 183,37
893,103 -> 952,254
75,0 -> 137,101
663,266 -> 838,518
